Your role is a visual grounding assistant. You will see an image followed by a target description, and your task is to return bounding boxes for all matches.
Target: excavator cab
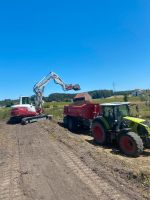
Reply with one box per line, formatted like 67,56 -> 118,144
20,96 -> 31,105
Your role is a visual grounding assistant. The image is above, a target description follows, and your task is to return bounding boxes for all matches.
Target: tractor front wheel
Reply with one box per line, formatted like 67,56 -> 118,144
92,122 -> 107,145
118,132 -> 143,157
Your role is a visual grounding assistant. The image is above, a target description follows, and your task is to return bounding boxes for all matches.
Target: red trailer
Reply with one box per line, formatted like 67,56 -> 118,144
63,93 -> 101,130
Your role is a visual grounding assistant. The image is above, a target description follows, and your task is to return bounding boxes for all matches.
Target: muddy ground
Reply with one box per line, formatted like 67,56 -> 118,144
0,120 -> 150,200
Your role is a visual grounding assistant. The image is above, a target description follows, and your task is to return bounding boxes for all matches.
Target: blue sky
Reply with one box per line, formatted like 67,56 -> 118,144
0,0 -> 150,100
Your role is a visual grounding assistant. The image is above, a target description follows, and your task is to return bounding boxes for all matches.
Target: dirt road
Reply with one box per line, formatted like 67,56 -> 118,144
0,121 -> 149,200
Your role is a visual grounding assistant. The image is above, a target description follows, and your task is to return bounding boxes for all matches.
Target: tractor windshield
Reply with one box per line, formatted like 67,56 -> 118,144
115,105 -> 130,118
102,104 -> 130,128
102,104 -> 130,119
111,104 -> 130,125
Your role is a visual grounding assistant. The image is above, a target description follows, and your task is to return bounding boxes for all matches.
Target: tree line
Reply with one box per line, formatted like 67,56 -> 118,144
0,89 -> 134,107
43,90 -> 114,102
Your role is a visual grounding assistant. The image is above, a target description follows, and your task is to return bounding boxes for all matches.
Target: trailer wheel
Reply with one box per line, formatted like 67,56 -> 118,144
63,116 -> 68,128
92,122 -> 107,145
118,132 -> 143,157
68,117 -> 77,131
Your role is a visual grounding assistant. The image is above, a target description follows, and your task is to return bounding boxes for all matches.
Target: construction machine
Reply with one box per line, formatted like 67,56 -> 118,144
9,71 -> 80,125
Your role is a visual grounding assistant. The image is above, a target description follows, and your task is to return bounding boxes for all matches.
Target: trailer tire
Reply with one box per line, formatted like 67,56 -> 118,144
68,117 -> 77,132
92,122 -> 107,145
118,132 -> 143,157
63,116 -> 69,128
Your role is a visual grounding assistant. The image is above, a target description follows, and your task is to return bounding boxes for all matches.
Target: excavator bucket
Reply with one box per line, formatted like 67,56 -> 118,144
73,84 -> 81,91
65,84 -> 81,91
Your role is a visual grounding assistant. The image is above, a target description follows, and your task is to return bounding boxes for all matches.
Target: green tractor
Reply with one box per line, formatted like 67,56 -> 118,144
91,102 -> 150,157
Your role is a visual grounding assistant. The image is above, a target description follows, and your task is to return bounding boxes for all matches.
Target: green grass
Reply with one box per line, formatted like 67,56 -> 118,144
0,108 -> 11,120
43,101 -> 69,120
93,96 -> 141,103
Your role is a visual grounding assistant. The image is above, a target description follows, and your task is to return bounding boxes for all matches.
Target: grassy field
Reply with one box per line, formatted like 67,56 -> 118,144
43,101 -> 67,120
0,96 -> 150,120
0,108 -> 11,120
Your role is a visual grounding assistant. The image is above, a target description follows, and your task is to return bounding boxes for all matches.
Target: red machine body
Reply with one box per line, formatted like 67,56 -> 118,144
11,107 -> 37,118
64,103 -> 101,120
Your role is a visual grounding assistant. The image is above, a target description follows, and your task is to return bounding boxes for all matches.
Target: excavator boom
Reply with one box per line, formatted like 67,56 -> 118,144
33,72 -> 80,112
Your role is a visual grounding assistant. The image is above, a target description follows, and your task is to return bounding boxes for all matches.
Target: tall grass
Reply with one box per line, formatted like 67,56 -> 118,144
0,108 -> 11,120
43,102 -> 69,120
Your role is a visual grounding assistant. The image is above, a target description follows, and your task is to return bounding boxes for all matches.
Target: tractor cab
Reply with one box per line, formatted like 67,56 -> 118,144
100,102 -> 130,130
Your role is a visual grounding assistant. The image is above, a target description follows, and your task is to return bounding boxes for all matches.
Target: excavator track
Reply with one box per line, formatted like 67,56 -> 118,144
21,115 -> 53,125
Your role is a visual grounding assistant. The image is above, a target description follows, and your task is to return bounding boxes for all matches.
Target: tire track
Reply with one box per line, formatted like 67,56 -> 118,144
40,122 -> 144,200
0,124 -> 24,200
55,143 -> 129,200
16,124 -> 62,200
34,125 -> 98,200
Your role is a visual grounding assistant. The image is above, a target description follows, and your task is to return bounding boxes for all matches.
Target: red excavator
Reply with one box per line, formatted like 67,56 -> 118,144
9,71 -> 80,124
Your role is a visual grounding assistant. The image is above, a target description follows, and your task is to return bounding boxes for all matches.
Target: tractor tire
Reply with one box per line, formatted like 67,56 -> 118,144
68,117 -> 77,132
118,132 -> 144,157
91,122 -> 107,145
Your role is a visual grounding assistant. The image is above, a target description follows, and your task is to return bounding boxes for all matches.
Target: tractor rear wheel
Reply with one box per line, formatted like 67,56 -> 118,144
91,122 -> 107,145
118,132 -> 143,157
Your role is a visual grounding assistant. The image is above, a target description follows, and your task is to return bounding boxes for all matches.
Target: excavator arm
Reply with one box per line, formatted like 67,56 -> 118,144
33,72 -> 80,112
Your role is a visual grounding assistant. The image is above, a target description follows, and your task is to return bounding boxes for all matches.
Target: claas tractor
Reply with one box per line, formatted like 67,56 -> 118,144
64,93 -> 150,157
91,102 -> 146,157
